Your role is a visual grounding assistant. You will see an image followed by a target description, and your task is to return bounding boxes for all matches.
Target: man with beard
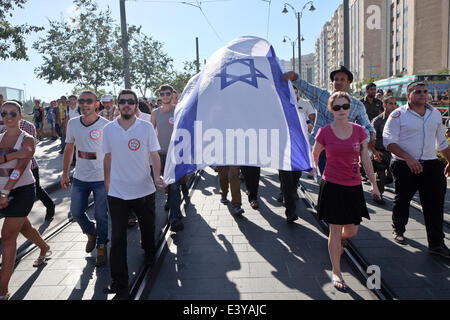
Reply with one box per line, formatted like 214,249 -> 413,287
361,83 -> 384,122
103,89 -> 164,298
99,94 -> 119,121
61,91 -> 110,267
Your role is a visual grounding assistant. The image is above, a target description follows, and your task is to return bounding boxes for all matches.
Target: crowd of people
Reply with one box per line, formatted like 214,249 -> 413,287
0,62 -> 449,299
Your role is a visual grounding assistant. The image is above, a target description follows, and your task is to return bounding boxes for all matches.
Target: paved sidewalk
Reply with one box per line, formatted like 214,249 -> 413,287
147,167 -> 376,300
5,188 -> 168,300
300,176 -> 450,299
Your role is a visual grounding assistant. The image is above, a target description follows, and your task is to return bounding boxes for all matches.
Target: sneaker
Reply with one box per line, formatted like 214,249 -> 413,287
393,231 -> 406,245
86,228 -> 97,253
250,200 -> 259,209
233,205 -> 244,216
95,245 -> 108,267
45,203 -> 55,221
220,195 -> 229,204
127,217 -> 138,228
170,220 -> 184,232
277,193 -> 284,203
429,245 -> 450,259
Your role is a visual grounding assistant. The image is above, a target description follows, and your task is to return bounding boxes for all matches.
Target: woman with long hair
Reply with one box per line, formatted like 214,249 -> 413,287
312,92 -> 381,292
0,101 -> 51,300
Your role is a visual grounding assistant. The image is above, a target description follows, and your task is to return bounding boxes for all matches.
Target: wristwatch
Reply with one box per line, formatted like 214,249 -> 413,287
0,189 -> 10,198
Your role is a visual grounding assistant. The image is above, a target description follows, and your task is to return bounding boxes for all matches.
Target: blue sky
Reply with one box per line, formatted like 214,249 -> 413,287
0,0 -> 343,100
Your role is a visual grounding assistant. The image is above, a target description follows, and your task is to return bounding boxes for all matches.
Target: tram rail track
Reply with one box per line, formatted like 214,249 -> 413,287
298,182 -> 396,300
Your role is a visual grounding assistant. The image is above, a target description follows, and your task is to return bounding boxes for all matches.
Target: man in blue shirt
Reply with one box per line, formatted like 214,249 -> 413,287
283,66 -> 376,174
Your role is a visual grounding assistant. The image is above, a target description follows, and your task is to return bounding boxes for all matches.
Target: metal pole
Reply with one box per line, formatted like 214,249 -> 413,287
343,0 -> 349,68
292,42 -> 296,72
297,12 -> 301,77
196,37 -> 200,73
120,0 -> 131,88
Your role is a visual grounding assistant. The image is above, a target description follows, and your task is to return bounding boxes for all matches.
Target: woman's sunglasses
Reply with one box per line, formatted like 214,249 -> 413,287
332,104 -> 351,111
1,111 -> 18,118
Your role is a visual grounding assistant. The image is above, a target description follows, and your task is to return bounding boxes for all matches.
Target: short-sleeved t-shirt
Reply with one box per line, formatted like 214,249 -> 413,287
65,116 -> 110,182
315,123 -> 368,186
102,118 -> 160,200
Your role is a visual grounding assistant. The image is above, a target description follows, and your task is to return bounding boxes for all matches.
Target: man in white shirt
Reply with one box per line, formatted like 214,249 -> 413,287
103,89 -> 164,298
383,82 -> 450,258
61,91 -> 110,267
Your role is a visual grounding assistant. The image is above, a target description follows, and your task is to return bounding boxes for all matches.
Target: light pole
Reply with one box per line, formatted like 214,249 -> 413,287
282,1 -> 315,78
120,0 -> 131,88
282,36 -> 296,72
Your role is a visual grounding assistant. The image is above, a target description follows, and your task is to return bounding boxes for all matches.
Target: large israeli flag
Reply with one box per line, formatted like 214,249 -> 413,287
164,36 -> 313,184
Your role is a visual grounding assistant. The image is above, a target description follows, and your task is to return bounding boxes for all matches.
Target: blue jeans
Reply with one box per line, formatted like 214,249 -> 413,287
71,178 -> 109,245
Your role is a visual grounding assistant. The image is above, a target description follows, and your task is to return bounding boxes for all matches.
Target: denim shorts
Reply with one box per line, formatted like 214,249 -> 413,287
0,184 -> 36,218
35,121 -> 43,130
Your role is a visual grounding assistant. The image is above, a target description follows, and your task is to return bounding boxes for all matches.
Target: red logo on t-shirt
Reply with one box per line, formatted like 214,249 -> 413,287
89,129 -> 101,140
168,117 -> 174,126
128,138 -> 141,151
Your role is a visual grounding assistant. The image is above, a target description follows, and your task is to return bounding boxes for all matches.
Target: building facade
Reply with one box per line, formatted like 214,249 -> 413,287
314,0 -> 450,90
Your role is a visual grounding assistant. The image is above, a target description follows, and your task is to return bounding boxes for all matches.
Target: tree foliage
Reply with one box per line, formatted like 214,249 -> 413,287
127,32 -> 173,98
33,0 -> 122,93
0,0 -> 43,60
171,60 -> 198,94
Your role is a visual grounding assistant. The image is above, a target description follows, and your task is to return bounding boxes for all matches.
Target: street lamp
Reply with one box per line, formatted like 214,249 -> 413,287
283,36 -> 297,72
282,1 -> 315,78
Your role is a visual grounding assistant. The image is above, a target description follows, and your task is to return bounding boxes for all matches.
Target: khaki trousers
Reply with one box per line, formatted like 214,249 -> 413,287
217,166 -> 242,206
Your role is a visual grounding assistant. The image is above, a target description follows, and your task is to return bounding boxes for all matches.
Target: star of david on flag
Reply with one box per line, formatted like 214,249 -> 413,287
163,36 -> 313,184
216,58 -> 268,90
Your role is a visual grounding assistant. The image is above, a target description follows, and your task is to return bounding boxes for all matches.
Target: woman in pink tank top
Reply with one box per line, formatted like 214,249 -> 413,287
0,101 -> 51,300
312,92 -> 381,292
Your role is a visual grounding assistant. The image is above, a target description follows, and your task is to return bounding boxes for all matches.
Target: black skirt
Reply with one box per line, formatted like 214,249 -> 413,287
317,179 -> 370,225
0,184 -> 35,218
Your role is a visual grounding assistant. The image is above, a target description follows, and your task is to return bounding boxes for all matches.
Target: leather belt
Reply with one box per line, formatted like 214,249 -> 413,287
0,168 -> 14,177
78,151 -> 97,160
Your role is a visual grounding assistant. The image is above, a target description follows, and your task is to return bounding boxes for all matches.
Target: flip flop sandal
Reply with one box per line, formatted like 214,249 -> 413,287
33,250 -> 52,267
332,279 -> 348,293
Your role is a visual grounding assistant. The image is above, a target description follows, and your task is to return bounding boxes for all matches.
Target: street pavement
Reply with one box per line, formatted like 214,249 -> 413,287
147,168 -> 376,300
300,175 -> 450,300
1,137 -> 449,300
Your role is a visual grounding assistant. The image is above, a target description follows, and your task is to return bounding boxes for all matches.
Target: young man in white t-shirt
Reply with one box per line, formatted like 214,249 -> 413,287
103,89 -> 165,298
61,91 -> 110,267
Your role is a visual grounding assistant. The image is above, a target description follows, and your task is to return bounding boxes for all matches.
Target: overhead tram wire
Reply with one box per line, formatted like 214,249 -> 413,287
129,0 -> 226,45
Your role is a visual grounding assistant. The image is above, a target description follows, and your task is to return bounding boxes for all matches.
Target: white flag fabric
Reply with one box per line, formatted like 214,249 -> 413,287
163,36 -> 313,184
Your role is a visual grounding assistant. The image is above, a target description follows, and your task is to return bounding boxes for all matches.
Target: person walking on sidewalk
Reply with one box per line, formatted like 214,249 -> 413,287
218,166 -> 244,215
383,82 -> 450,258
103,89 -> 164,298
0,118 -> 55,220
0,101 -> 52,300
151,84 -> 186,232
283,66 -> 376,175
312,92 -> 381,292
60,91 -> 110,267
369,96 -> 398,205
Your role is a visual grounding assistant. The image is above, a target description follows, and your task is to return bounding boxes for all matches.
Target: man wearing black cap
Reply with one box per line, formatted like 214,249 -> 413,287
283,66 -> 376,174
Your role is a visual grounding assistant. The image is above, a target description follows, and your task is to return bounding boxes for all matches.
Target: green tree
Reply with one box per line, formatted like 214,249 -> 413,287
171,60 -> 198,94
33,0 -> 122,93
0,0 -> 43,60
126,31 -> 173,98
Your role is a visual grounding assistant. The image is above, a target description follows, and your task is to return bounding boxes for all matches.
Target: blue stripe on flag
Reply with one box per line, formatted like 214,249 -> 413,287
173,75 -> 203,182
267,57 -> 312,171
